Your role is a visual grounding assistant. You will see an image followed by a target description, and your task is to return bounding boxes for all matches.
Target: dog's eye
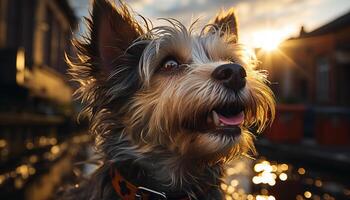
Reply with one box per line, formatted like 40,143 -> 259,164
161,59 -> 179,72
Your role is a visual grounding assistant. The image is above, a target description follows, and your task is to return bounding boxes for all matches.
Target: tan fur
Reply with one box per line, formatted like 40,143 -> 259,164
64,1 -> 275,198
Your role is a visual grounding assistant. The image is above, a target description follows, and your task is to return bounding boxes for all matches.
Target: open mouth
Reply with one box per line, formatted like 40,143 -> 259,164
210,109 -> 244,127
207,105 -> 245,137
183,103 -> 245,137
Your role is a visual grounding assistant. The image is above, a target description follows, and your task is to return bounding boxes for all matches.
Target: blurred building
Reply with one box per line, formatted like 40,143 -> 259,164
267,12 -> 350,106
0,1 -> 91,200
259,11 -> 350,146
0,0 -> 76,110
254,13 -> 350,200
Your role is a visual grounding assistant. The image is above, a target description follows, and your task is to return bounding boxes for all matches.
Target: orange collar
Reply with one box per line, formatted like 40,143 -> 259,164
110,167 -> 190,200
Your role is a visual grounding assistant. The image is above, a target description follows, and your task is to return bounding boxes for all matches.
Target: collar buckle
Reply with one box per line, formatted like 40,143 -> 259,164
135,186 -> 167,200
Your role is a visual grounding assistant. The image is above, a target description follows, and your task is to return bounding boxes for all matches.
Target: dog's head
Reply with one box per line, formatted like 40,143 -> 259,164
69,0 -> 274,171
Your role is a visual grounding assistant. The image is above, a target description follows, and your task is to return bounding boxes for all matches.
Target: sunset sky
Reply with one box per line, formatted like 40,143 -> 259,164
69,0 -> 350,48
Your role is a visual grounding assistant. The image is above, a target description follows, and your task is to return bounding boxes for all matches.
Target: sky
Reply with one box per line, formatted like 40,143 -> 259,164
68,0 -> 350,48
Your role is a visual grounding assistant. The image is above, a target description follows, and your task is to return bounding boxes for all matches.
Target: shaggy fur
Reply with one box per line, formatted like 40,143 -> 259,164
62,0 -> 275,199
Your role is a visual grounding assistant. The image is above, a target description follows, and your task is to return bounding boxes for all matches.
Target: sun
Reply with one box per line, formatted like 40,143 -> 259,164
260,37 -> 280,51
252,30 -> 285,52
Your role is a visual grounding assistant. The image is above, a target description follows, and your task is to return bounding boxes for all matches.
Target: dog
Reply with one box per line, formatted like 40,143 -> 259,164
63,0 -> 275,199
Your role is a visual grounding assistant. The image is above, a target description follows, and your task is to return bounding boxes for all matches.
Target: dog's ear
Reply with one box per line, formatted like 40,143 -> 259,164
210,8 -> 238,42
68,0 -> 145,112
87,0 -> 143,75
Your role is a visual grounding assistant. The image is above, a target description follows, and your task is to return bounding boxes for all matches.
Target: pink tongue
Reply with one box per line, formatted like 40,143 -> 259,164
218,112 -> 244,126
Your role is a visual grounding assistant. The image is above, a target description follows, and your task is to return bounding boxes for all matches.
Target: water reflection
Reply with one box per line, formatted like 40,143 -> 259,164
223,157 -> 349,200
0,134 -> 90,194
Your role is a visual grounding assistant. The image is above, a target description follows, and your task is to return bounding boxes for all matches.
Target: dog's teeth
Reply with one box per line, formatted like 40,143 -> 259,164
212,111 -> 220,126
220,123 -> 225,126
207,114 -> 212,124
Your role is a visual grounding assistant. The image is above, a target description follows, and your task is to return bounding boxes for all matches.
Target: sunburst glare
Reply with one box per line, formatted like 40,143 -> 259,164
252,28 -> 293,52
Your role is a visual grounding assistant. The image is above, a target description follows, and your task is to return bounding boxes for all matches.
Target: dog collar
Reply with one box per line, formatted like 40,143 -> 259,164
110,167 -> 191,200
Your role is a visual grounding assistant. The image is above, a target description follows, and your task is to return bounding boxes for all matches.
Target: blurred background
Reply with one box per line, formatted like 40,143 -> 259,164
0,0 -> 349,200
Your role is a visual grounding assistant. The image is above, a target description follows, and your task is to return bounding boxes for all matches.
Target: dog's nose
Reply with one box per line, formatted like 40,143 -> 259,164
211,63 -> 246,92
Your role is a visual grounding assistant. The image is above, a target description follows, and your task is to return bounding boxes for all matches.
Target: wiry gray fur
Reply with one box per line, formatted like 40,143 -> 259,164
62,0 -> 275,199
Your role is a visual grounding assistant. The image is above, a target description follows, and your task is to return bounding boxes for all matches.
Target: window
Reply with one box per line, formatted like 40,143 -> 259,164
0,0 -> 6,47
43,7 -> 53,67
42,5 -> 67,73
316,57 -> 330,103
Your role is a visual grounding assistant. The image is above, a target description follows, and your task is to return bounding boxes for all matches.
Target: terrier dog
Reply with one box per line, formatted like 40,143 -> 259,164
64,0 -> 275,199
